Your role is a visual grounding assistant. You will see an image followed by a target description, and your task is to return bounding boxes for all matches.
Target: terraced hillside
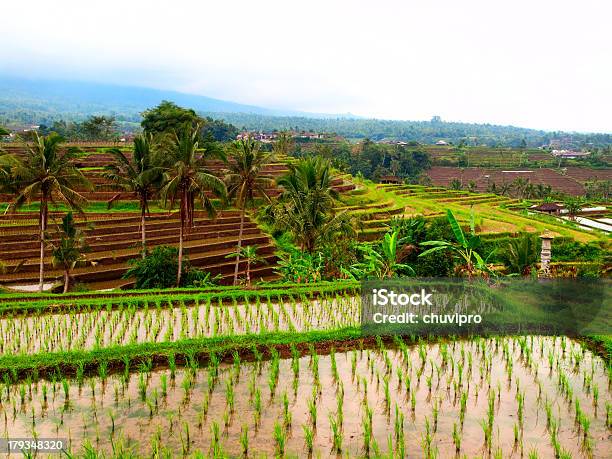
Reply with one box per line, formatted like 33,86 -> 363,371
0,144 -> 356,291
0,146 -> 356,202
337,179 -> 601,243
0,211 -> 278,290
426,166 -> 594,195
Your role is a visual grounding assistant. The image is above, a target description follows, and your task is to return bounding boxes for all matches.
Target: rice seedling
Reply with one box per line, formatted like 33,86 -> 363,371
289,423 -> 308,458
273,421 -> 286,456
329,413 -> 343,453
307,396 -> 317,427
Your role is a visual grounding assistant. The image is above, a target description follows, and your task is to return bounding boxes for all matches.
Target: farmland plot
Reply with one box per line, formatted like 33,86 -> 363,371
2,336 -> 609,457
0,294 -> 359,354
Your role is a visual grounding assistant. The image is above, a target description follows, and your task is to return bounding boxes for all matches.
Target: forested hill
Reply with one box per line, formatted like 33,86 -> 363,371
204,112 -> 612,148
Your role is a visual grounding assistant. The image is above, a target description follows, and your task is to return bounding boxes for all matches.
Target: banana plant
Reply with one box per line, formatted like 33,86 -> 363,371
346,229 -> 415,279
419,209 -> 494,278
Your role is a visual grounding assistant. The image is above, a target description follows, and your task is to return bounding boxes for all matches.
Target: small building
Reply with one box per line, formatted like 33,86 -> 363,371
551,150 -> 590,159
379,175 -> 403,184
531,202 -> 563,215
435,140 -> 448,146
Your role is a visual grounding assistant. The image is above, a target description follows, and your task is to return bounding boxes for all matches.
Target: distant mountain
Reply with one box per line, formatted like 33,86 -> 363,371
1,76 -> 610,148
0,76 -> 345,124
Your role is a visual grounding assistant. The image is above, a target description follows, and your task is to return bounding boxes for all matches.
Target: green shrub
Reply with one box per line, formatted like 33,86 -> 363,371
124,246 -> 219,289
124,246 -> 184,289
552,241 -> 604,262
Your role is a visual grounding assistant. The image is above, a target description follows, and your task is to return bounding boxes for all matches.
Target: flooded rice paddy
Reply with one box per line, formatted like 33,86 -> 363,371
3,336 -> 610,457
0,295 -> 359,354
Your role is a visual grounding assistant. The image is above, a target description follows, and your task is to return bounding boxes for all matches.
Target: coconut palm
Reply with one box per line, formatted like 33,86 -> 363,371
1,132 -> 91,291
272,131 -> 295,157
266,156 -> 354,253
46,212 -> 89,293
225,138 -> 274,285
104,134 -> 163,257
158,124 -> 227,286
419,209 -> 493,278
563,197 -> 584,221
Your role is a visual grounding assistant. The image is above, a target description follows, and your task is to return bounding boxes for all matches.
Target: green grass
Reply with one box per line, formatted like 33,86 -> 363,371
0,281 -> 360,314
0,327 -> 363,380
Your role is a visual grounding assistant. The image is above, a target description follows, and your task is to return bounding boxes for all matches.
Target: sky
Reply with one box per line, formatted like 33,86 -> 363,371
1,0 -> 611,133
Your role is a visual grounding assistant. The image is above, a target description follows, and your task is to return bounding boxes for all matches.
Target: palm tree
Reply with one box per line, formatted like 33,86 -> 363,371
563,197 -> 584,221
419,209 -> 493,278
47,212 -> 89,293
225,138 -> 274,285
267,157 -> 354,253
1,132 -> 91,291
104,134 -> 163,257
158,124 -> 227,286
225,245 -> 267,287
498,233 -> 539,276
512,177 -> 530,199
450,179 -> 462,190
272,131 -> 295,157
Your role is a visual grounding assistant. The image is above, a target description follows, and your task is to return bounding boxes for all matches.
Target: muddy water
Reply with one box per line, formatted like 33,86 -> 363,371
0,296 -> 359,355
3,337 -> 610,458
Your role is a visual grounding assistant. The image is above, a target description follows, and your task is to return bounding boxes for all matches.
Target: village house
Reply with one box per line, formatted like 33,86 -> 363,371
551,150 -> 590,159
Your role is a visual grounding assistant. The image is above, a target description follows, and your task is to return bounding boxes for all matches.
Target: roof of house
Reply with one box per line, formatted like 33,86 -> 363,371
533,202 -> 562,211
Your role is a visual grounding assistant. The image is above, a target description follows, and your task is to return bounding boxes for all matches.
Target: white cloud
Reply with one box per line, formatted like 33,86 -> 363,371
1,0 -> 611,132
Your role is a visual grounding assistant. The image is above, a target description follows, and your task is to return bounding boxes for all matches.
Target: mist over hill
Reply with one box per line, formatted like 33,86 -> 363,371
0,76 -> 340,122
1,76 -> 611,148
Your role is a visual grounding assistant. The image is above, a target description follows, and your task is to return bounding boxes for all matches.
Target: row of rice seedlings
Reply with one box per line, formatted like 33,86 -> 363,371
0,336 -> 608,457
0,293 -> 360,355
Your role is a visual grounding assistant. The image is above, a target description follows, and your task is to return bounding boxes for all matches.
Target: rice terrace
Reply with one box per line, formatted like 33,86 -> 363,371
0,106 -> 609,458
0,1 -> 611,454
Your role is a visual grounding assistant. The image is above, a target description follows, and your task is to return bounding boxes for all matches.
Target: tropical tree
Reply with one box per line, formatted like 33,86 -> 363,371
535,184 -> 552,199
225,138 -> 274,285
141,101 -> 203,137
498,233 -> 539,276
450,179 -> 462,190
265,157 -> 354,253
272,131 -> 295,157
563,197 -> 584,221
1,132 -> 91,291
46,212 -> 89,293
0,127 -> 9,136
347,230 -> 414,279
419,209 -> 493,278
158,124 -> 227,286
225,245 -> 267,287
275,250 -> 324,283
104,134 -> 163,257
512,177 -> 530,199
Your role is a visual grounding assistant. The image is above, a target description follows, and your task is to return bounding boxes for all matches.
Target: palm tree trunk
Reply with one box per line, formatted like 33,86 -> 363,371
140,200 -> 147,258
177,190 -> 186,287
63,269 -> 70,294
177,222 -> 184,287
233,207 -> 246,286
246,259 -> 251,287
39,197 -> 48,292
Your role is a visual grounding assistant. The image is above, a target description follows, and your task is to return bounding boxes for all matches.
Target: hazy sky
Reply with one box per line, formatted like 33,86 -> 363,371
2,0 -> 611,132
